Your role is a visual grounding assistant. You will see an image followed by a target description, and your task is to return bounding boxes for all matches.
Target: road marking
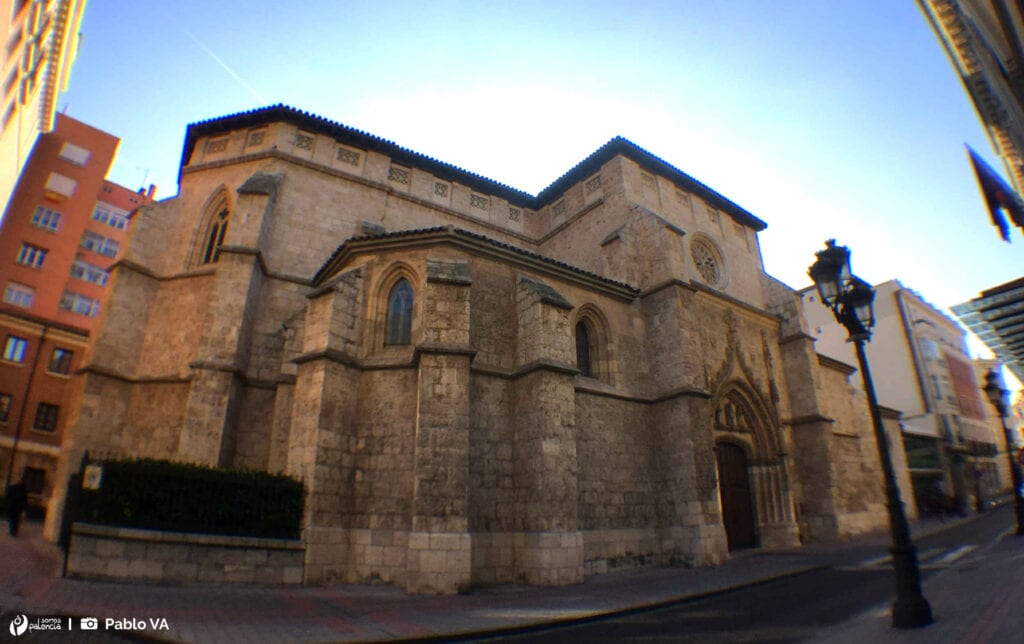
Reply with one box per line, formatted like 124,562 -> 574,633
838,545 -> 977,571
932,544 -> 977,565
857,554 -> 891,567
918,547 -> 942,561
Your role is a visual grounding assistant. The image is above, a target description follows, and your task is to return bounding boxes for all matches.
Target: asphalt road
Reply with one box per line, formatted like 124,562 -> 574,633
479,505 -> 1013,643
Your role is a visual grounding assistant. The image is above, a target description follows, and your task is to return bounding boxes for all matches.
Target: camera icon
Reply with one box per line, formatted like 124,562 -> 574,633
80,617 -> 99,630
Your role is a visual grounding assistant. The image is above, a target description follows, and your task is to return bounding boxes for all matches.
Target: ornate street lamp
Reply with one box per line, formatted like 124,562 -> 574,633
982,369 -> 1024,534
808,240 -> 933,629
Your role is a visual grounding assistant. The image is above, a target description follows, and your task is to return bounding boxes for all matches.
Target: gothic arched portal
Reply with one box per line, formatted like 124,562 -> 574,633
713,382 -> 796,550
716,441 -> 757,549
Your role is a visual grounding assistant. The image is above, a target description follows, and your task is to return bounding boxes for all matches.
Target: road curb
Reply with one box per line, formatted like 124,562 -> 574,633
401,565 -> 828,643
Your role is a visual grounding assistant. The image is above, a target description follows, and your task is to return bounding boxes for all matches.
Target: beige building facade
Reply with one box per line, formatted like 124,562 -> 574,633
802,281 -> 1011,515
51,106 -> 891,593
1,0 -> 87,214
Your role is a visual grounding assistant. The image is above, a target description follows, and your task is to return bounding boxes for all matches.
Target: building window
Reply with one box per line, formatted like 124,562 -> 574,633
3,336 -> 28,362
206,137 -> 229,153
0,393 -> 11,421
69,259 -> 109,286
337,147 -> 361,165
59,291 -> 101,317
2,282 -> 33,309
31,206 -> 62,232
58,141 -> 91,166
388,164 -> 410,185
91,203 -> 130,230
575,321 -> 593,377
384,278 -> 413,346
691,237 -> 725,287
295,133 -> 314,150
80,230 -> 120,258
16,243 -> 46,268
22,467 -> 45,495
44,172 -> 76,200
202,207 -> 230,264
32,403 -> 59,432
246,129 -> 266,148
48,348 -> 73,375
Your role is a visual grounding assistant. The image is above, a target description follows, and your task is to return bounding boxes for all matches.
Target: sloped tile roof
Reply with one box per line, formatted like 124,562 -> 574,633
181,105 -> 766,230
313,225 -> 639,298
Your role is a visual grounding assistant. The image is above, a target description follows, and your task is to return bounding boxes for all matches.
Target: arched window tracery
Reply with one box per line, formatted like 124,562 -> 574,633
575,320 -> 593,377
384,278 -> 413,346
201,207 -> 230,265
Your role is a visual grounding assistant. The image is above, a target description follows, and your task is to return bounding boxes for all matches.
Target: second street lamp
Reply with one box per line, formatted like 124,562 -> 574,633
982,369 -> 1024,535
808,240 -> 933,630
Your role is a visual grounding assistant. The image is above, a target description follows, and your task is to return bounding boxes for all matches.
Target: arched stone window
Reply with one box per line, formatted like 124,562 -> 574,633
201,207 -> 230,264
573,305 -> 612,382
384,278 -> 413,346
575,321 -> 593,377
192,189 -> 232,267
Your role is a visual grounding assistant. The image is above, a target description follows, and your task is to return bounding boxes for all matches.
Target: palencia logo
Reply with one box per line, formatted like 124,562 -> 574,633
106,617 -> 170,631
9,614 -> 28,637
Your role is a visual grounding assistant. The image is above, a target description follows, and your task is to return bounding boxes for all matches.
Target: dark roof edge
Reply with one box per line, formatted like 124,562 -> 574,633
536,136 -> 767,231
180,106 -> 767,230
313,225 -> 639,297
179,105 -> 536,207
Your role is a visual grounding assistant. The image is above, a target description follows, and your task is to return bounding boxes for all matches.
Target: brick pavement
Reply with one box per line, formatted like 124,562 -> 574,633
0,511 -> 1019,643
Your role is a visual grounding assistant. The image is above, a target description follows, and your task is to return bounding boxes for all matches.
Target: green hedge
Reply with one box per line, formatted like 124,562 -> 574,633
76,459 -> 304,539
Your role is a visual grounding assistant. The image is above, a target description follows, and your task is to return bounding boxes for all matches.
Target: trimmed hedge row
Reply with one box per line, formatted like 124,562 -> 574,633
76,458 -> 304,539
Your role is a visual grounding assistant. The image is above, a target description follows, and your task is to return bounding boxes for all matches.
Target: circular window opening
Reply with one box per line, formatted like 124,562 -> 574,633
691,237 -> 725,287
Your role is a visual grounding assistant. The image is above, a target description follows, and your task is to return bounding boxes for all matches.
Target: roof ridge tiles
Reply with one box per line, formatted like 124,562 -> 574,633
313,225 -> 639,294
180,104 -> 766,230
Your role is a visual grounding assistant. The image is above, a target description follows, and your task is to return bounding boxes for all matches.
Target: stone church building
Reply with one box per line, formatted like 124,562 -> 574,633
50,105 -> 895,593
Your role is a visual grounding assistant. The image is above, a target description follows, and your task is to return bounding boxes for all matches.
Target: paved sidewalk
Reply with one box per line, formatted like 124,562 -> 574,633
812,525 -> 1024,644
0,510 -> 1014,643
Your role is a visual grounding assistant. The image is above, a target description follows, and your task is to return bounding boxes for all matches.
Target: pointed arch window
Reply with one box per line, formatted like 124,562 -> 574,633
384,278 -> 413,346
575,321 -> 592,377
201,207 -> 230,264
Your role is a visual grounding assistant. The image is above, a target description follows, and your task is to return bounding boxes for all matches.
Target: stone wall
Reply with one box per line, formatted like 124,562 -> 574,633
52,112 -> 911,594
67,523 -> 304,585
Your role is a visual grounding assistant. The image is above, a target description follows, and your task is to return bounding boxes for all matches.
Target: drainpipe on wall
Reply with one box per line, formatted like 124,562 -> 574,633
5,326 -> 47,493
894,288 -> 966,513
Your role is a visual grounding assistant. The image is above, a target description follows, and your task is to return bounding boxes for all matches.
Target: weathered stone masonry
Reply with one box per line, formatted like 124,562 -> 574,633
50,105 -> 894,594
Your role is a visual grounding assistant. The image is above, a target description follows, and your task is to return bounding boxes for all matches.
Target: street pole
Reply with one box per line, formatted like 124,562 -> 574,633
854,338 -> 933,629
997,412 -> 1024,535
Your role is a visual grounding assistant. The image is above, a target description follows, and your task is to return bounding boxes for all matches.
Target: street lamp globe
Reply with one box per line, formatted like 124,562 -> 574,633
983,369 -> 1007,416
807,239 -> 932,629
808,239 -> 851,307
982,368 -> 1024,535
845,277 -> 876,339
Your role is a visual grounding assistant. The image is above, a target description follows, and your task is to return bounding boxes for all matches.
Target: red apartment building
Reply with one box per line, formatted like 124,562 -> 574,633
0,113 -> 152,508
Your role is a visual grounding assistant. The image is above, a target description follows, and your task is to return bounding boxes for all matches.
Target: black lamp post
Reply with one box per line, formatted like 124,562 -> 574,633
982,369 -> 1024,535
808,240 -> 933,629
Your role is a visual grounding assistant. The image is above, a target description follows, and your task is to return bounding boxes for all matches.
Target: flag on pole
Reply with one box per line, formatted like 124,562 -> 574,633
966,145 -> 1024,242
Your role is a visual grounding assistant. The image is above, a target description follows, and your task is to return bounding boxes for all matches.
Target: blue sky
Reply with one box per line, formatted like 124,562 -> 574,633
61,1 -> 1019,324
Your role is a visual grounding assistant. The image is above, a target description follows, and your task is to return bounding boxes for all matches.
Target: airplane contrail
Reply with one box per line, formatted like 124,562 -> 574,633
183,29 -> 267,104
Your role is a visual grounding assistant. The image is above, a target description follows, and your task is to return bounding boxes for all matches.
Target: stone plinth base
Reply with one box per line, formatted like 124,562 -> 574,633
406,531 -> 471,594
758,521 -> 801,549
658,524 -> 728,566
67,523 -> 304,584
581,527 -> 661,576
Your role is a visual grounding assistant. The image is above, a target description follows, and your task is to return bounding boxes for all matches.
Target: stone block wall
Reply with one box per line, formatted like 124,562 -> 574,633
137,274 -> 213,378
53,115 -> 911,593
67,524 -> 304,585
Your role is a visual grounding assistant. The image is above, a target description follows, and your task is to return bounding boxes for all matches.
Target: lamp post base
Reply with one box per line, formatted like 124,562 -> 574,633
890,545 -> 933,629
892,595 -> 934,629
